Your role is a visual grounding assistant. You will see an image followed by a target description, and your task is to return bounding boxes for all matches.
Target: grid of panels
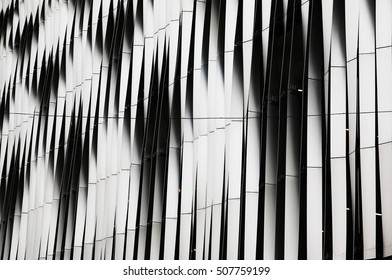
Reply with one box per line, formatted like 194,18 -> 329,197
0,0 -> 391,260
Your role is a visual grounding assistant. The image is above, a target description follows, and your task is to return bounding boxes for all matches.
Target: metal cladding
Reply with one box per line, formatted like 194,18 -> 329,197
0,0 -> 391,260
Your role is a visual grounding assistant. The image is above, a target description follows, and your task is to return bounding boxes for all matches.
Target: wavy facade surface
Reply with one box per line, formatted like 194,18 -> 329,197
0,0 -> 392,260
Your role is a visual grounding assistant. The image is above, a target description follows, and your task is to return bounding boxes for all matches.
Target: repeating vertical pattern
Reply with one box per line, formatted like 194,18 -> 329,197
0,0 -> 392,260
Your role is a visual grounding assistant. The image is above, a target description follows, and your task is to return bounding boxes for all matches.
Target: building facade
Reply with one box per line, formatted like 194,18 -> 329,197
1,0 -> 392,260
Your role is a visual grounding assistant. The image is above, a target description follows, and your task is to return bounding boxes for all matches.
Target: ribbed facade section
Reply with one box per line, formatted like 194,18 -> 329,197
0,0 -> 392,260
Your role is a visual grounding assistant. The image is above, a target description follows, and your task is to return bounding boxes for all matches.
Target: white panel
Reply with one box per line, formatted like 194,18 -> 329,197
243,1 -> 255,42
243,41 -> 253,107
227,122 -> 243,199
209,128 -> 225,259
347,60 -> 357,154
263,184 -> 276,259
376,48 -> 392,113
203,207 -> 212,261
179,214 -> 192,260
150,223 -> 161,260
360,113 -> 376,149
307,79 -> 323,115
210,203 -> 222,260
330,114 -> 346,158
84,183 -> 96,260
285,118 -> 300,177
246,117 -> 260,192
262,0 -> 272,31
307,117 -> 322,167
321,0 -> 334,74
301,1 -> 310,55
262,29 -> 270,80
227,199 -> 240,260
376,0 -> 392,48
180,142 -> 194,215
284,176 -> 299,260
72,187 -> 87,260
358,0 -> 375,54
330,68 -> 346,114
359,54 -> 376,112
9,216 -> 20,260
331,26 -> 346,67
244,193 -> 258,259
360,148 -> 376,259
225,0 -> 238,53
115,170 -> 130,259
195,208 -> 206,260
306,168 -> 323,259
330,158 -> 347,259
379,144 -> 392,257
